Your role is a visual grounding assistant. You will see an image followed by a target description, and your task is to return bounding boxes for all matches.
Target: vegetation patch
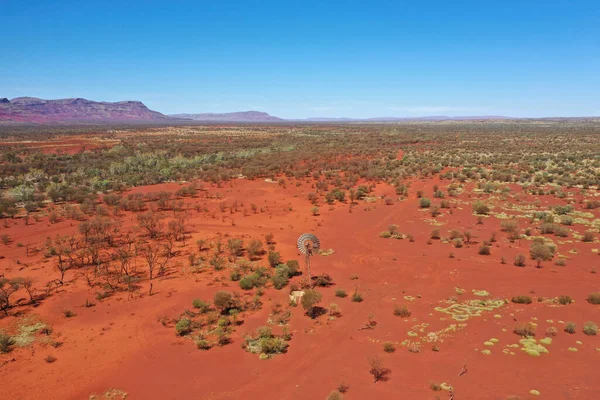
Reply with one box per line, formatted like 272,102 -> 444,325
89,389 -> 128,400
434,299 -> 504,321
243,326 -> 291,359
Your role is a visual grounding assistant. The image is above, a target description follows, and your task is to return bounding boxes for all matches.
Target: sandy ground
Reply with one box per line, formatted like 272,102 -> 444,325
1,177 -> 599,400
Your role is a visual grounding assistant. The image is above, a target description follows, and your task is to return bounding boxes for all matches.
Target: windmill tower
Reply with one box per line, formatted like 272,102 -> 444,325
297,233 -> 320,288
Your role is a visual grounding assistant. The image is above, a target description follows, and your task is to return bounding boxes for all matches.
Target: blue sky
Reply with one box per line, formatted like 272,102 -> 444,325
1,0 -> 599,118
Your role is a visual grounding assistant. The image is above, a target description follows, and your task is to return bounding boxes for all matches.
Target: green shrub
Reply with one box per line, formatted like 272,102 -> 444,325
213,291 -> 236,313
275,264 -> 292,278
286,260 -> 300,276
271,273 -> 288,290
195,338 -> 212,350
554,205 -> 573,215
301,289 -> 322,318
419,198 -> 431,208
268,251 -> 282,268
230,268 -> 242,281
175,318 -> 192,336
244,326 -> 290,358
561,216 -> 573,226
583,321 -> 598,336
239,276 -> 256,290
192,299 -> 210,313
472,200 -> 490,215
335,289 -> 348,298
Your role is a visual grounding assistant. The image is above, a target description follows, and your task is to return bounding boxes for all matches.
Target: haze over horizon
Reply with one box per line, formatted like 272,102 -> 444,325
2,0 -> 599,119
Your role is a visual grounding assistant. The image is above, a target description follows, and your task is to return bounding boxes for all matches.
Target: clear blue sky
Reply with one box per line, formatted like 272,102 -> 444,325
1,0 -> 599,118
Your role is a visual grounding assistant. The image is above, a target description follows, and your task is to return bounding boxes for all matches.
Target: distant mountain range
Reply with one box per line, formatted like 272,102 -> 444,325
300,115 -> 511,122
0,97 -> 170,123
170,111 -> 283,122
5,96 -> 592,124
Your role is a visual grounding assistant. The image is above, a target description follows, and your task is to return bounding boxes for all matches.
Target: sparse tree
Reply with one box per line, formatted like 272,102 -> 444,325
530,242 -> 553,267
137,211 -> 163,239
368,356 -> 390,383
0,278 -> 21,316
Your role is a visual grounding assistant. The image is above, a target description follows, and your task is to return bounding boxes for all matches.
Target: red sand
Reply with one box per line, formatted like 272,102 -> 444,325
1,177 -> 599,399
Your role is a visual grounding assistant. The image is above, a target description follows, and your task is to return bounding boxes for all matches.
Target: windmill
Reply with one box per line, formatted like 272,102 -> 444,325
297,233 -> 320,287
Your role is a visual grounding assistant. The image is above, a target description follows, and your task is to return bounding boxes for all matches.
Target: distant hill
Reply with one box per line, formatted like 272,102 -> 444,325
171,111 -> 283,122
0,97 -> 170,123
302,115 -> 511,122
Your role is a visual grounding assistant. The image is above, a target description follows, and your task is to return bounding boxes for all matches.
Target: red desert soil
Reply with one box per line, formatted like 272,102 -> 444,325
1,178 -> 600,400
0,137 -> 118,155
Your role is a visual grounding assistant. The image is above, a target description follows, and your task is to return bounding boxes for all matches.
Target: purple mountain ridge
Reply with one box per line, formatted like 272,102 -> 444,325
170,111 -> 283,122
0,97 -> 170,123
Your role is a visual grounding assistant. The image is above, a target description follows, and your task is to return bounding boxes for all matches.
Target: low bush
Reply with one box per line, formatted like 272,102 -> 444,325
326,391 -> 344,400
0,331 -> 13,353
582,231 -> 595,243
513,322 -> 536,337
557,295 -> 572,305
195,338 -> 212,350
268,251 -> 282,268
472,200 -> 490,215
583,321 -> 598,336
478,245 -> 491,255
192,299 -> 210,313
175,318 -> 192,336
335,289 -> 348,298
383,341 -> 396,353
419,198 -> 431,208
588,292 -> 600,305
511,296 -> 532,304
351,291 -> 363,303
393,304 -> 411,318
514,254 -> 526,267
301,289 -> 322,318
271,273 -> 288,290
546,327 -> 558,337
564,322 -> 576,334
